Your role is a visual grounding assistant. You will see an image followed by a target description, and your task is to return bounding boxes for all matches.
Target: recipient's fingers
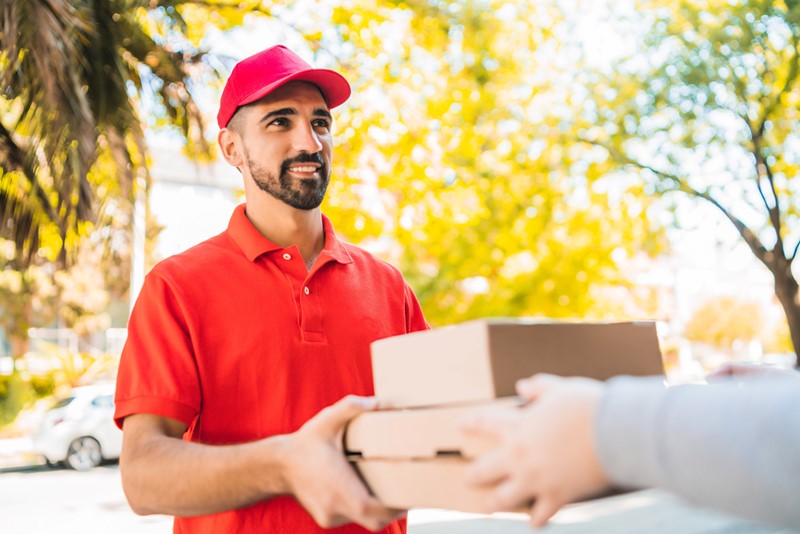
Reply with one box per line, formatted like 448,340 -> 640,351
515,373 -> 561,401
459,412 -> 507,438
488,477 -> 531,512
464,450 -> 510,487
529,495 -> 561,528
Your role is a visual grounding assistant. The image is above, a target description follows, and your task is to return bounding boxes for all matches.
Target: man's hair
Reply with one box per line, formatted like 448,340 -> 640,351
226,104 -> 252,135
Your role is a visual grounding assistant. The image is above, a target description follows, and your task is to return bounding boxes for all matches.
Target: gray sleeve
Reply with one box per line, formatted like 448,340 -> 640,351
595,373 -> 800,529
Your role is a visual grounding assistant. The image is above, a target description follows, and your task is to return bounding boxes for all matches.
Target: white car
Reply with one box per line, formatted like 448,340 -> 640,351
32,382 -> 122,471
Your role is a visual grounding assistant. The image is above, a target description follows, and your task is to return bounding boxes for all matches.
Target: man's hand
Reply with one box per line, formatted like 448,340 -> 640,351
279,395 -> 404,531
461,374 -> 611,528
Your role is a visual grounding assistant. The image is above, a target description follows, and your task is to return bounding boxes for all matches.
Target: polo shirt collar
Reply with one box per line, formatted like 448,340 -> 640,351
227,203 -> 353,265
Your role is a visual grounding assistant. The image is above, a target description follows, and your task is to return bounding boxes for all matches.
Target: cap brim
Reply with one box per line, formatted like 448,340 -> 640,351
238,68 -> 351,111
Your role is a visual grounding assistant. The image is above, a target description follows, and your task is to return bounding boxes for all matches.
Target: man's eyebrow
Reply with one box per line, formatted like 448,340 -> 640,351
258,107 -> 333,123
313,108 -> 333,120
259,107 -> 296,124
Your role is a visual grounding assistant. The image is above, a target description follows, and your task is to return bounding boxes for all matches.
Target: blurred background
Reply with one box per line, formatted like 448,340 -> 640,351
0,1 -> 798,529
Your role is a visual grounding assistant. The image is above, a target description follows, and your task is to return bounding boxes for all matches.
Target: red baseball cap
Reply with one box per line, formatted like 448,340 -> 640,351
217,45 -> 351,128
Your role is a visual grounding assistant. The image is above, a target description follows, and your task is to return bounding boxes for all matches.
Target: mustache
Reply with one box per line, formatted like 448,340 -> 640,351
281,152 -> 325,173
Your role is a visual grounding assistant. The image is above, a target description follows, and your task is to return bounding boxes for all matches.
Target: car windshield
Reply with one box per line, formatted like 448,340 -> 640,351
91,395 -> 114,408
50,397 -> 75,410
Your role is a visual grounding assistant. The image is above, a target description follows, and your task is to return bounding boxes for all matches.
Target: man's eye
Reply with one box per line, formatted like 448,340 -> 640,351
313,120 -> 331,129
270,118 -> 289,127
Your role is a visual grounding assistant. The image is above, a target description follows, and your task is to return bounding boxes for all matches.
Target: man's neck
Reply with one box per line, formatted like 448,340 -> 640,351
245,196 -> 325,269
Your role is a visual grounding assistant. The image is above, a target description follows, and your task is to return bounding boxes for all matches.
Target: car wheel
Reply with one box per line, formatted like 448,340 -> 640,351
65,437 -> 103,471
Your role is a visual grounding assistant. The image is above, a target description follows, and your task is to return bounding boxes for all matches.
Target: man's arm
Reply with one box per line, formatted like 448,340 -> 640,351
120,395 -> 400,531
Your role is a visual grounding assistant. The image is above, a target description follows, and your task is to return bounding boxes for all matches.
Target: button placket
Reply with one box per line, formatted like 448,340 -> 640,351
299,271 -> 324,341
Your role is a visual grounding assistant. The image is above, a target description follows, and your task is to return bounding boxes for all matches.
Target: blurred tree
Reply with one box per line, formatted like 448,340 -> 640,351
684,296 -> 764,350
0,0 -> 247,357
315,0 -> 668,326
0,239 -> 57,359
582,0 -> 800,362
765,315 -> 795,354
1,0 -> 671,356
0,0 -> 221,267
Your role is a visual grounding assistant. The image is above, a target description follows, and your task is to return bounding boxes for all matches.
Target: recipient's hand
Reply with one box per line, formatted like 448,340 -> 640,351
461,374 -> 610,528
706,361 -> 794,383
279,395 -> 403,531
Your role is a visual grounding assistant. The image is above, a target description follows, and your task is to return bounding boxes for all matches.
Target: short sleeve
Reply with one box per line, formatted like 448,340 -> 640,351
114,270 -> 201,429
403,281 -> 430,334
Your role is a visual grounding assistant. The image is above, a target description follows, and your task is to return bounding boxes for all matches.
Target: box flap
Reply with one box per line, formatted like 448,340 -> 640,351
344,398 -> 520,459
351,458 -> 498,514
371,320 -> 663,409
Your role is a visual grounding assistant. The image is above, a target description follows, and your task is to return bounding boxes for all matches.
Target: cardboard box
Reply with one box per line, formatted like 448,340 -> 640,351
346,400 -> 629,513
345,399 -> 518,459
371,320 -> 663,408
351,458 -> 496,513
346,399 -> 520,513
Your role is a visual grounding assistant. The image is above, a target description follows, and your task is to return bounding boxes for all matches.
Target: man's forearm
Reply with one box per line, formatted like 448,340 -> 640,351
120,397 -> 398,531
121,420 -> 290,516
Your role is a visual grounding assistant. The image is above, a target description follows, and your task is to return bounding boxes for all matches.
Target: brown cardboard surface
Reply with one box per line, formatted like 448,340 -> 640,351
351,457 -> 629,514
345,398 -> 520,459
371,319 -> 664,408
351,458 -> 500,514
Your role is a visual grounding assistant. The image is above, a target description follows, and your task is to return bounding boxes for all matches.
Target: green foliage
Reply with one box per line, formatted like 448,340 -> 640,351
0,372 -> 36,428
309,0 -> 669,325
29,374 -> 56,398
0,0 -> 221,267
684,296 -> 764,349
2,1 -> 682,342
0,347 -> 119,431
579,0 -> 800,357
0,0 -> 237,355
765,316 -> 795,354
0,373 -> 9,400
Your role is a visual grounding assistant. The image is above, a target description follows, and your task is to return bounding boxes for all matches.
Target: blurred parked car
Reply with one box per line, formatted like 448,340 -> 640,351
32,382 -> 121,471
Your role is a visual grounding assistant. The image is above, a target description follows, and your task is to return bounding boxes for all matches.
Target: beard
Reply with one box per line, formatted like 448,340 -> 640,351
245,150 -> 330,210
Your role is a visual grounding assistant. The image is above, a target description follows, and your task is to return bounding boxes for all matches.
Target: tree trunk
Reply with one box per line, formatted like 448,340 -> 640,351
772,265 -> 800,368
8,334 -> 28,371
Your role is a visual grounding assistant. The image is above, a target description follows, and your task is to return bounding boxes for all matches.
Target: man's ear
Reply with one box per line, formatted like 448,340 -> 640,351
218,128 -> 244,167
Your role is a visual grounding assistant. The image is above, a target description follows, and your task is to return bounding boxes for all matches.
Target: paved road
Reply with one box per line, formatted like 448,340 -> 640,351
1,461 -> 795,534
0,463 -> 172,534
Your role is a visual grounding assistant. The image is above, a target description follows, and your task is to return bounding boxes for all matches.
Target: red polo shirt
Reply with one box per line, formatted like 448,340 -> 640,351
115,204 -> 429,534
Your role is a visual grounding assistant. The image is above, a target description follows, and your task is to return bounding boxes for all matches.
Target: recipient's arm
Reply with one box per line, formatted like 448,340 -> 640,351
120,396 -> 399,530
598,375 -> 800,529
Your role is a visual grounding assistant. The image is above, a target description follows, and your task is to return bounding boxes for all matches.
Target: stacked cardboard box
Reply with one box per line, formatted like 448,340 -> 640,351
344,319 -> 665,513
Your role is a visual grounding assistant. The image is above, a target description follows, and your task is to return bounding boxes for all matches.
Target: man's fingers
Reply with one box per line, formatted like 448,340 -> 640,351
529,495 -> 560,528
338,487 -> 402,532
357,497 -> 402,531
337,461 -> 403,528
515,373 -> 561,401
309,395 -> 378,436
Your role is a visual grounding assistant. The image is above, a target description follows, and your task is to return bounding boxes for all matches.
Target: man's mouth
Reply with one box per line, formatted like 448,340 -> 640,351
289,165 -> 319,174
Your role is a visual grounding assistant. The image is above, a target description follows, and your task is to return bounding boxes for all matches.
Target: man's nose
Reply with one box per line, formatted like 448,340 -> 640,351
292,123 -> 323,153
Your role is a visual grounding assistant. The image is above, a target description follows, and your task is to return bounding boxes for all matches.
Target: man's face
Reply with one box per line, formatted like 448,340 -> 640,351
234,81 -> 333,210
